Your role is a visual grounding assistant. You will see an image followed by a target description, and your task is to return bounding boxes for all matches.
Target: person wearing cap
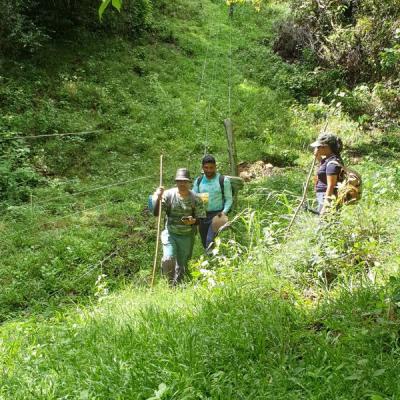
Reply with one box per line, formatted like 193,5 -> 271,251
310,132 -> 344,215
193,155 -> 233,251
149,168 -> 206,285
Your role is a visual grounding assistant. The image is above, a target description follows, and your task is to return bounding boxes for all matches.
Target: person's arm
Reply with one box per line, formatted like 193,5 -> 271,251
325,175 -> 337,197
222,178 -> 233,214
151,187 -> 165,217
320,175 -> 337,215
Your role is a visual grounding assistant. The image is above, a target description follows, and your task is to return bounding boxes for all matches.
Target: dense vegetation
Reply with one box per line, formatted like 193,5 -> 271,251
0,0 -> 153,56
274,0 -> 400,129
0,0 -> 399,398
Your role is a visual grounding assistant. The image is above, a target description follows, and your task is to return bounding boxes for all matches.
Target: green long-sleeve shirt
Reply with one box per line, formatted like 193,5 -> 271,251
149,188 -> 206,235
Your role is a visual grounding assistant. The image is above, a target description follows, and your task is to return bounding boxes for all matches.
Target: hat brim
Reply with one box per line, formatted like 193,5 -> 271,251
310,141 -> 327,148
175,178 -> 191,182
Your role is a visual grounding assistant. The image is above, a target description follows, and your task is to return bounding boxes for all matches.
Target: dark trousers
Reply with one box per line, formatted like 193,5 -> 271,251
199,211 -> 221,250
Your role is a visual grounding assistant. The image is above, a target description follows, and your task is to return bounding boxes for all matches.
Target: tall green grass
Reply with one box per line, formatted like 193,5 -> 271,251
0,0 -> 314,319
1,241 -> 400,399
1,0 -> 400,398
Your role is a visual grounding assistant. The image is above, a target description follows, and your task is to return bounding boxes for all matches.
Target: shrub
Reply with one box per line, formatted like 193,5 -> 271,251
0,0 -> 155,57
275,0 -> 400,84
0,141 -> 42,203
0,0 -> 49,56
273,0 -> 400,126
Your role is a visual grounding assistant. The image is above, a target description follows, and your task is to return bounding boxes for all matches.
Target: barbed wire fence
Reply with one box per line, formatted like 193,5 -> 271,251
1,126 -> 159,301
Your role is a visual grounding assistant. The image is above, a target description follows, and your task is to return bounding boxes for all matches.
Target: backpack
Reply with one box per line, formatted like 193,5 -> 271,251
327,160 -> 362,205
195,174 -> 244,211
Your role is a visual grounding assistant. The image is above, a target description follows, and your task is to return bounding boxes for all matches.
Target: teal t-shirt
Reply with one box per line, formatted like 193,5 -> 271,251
192,173 -> 233,214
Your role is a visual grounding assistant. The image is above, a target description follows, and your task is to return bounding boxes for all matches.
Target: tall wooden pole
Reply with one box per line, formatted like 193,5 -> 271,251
223,118 -> 238,210
151,155 -> 163,288
223,118 -> 238,176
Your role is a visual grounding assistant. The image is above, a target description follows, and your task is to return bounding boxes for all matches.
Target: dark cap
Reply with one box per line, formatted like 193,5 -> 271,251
175,168 -> 191,181
310,132 -> 339,148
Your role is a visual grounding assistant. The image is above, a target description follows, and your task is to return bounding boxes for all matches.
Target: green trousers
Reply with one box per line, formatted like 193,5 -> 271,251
161,229 -> 195,285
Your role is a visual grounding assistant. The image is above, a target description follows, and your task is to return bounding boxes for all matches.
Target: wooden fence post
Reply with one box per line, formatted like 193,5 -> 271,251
223,118 -> 238,210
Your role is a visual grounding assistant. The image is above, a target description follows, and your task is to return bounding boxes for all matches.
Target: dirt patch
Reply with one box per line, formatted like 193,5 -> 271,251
238,160 -> 283,182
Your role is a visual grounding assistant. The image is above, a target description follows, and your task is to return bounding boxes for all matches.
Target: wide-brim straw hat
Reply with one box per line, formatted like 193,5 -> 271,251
175,168 -> 191,181
211,213 -> 229,233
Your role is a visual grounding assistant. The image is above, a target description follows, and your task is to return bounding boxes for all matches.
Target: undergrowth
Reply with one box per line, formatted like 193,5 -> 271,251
0,0 -> 399,398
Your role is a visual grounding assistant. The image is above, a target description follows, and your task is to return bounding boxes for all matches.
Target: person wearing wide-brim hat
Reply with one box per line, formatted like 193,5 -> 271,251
149,168 -> 206,285
310,132 -> 344,215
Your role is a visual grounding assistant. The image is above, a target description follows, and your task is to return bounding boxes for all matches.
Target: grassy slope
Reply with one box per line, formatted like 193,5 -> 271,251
0,0 -> 307,319
1,0 -> 400,398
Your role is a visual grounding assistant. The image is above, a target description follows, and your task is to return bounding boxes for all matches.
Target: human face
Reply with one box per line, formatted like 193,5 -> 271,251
314,144 -> 332,158
175,180 -> 190,192
203,162 -> 217,179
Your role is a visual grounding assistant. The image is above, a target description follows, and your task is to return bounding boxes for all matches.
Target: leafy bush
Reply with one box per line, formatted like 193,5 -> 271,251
329,83 -> 400,128
0,0 -> 155,57
274,0 -> 400,126
275,0 -> 400,83
0,142 -> 41,203
0,0 -> 49,56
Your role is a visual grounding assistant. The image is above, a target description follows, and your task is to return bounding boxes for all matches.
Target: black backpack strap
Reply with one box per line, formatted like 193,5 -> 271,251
219,174 -> 225,206
196,175 -> 202,192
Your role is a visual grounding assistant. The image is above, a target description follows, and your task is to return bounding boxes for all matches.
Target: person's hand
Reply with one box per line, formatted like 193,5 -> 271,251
217,212 -> 226,218
182,216 -> 196,225
155,186 -> 164,200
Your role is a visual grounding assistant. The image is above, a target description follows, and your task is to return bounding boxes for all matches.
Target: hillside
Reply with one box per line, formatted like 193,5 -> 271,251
1,0 -> 400,398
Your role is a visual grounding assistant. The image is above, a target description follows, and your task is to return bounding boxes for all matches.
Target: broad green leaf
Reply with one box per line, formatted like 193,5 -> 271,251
99,0 -> 111,20
112,0 -> 122,12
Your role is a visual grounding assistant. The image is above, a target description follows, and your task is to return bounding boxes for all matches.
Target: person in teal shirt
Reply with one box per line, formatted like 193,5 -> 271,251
193,155 -> 233,251
150,168 -> 206,285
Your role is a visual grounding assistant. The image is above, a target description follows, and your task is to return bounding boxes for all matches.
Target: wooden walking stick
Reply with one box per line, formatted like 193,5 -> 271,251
286,156 -> 316,235
150,155 -> 163,288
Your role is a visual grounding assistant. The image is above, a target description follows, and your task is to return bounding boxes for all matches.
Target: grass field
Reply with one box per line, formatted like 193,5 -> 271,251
1,0 -> 400,398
